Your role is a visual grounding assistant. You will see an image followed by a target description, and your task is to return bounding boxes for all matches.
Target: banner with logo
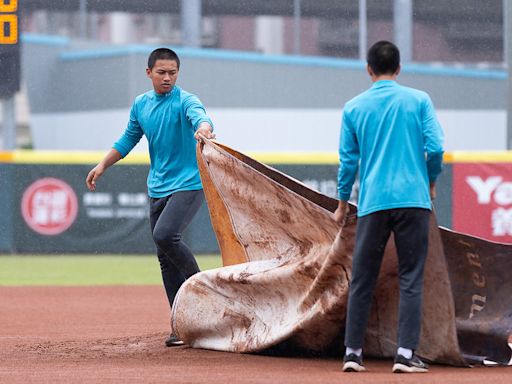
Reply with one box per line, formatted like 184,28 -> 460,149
12,164 -> 156,253
0,160 -> 344,254
453,163 -> 512,243
0,155 -> 456,254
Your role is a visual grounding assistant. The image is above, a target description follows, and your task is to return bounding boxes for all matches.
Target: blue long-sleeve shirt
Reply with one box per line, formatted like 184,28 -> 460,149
337,80 -> 444,217
113,86 -> 213,198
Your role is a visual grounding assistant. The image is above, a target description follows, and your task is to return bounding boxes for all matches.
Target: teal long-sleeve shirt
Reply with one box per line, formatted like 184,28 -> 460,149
337,80 -> 444,217
113,86 -> 213,198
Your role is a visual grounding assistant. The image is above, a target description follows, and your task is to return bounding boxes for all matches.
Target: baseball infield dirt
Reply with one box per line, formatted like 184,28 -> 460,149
0,286 -> 510,383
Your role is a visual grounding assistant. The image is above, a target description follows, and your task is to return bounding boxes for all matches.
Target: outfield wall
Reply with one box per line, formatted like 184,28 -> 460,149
1,151 -> 511,254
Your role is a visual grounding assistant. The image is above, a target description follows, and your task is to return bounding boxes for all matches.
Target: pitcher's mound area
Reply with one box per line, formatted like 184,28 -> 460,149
0,286 -> 509,383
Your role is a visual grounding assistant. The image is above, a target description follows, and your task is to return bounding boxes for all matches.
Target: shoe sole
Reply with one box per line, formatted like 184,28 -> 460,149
343,362 -> 366,372
392,363 -> 428,373
165,340 -> 185,347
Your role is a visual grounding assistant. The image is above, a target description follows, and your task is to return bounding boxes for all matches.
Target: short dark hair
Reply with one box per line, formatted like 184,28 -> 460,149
367,41 -> 400,76
148,48 -> 180,69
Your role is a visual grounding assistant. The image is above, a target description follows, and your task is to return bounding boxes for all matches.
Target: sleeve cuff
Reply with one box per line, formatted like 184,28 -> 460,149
338,191 -> 351,201
194,118 -> 214,131
112,143 -> 128,158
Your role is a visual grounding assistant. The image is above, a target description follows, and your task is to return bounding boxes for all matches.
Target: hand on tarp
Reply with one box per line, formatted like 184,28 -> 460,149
194,122 -> 216,141
333,200 -> 349,226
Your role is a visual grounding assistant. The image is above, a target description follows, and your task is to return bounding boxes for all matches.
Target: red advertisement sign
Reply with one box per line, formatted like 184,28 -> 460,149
453,163 -> 512,243
21,178 -> 78,236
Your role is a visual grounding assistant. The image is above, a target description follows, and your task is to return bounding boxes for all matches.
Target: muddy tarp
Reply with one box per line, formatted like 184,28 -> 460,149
172,139 -> 512,366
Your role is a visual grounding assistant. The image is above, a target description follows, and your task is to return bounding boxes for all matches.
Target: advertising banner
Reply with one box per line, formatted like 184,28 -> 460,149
0,155 -> 453,254
12,164 -> 156,253
1,160 -> 342,254
453,163 -> 512,243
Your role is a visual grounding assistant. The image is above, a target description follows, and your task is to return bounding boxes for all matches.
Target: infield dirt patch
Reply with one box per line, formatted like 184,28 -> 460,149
0,286 -> 510,383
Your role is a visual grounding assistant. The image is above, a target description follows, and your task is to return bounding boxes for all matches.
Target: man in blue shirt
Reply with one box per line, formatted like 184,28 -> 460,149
86,48 -> 215,347
334,41 -> 444,373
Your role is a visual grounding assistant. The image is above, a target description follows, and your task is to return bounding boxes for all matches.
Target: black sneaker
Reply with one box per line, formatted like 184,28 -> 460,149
392,353 -> 429,373
342,353 -> 366,372
165,333 -> 184,347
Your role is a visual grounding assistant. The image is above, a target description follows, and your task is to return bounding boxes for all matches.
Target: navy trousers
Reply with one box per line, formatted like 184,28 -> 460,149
149,190 -> 204,309
344,208 -> 431,350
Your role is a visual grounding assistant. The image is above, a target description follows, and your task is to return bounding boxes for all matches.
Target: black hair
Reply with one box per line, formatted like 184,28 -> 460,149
367,41 -> 400,76
147,48 -> 180,69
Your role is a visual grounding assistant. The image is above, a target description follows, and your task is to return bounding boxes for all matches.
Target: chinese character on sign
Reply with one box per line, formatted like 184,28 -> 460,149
21,178 -> 78,235
303,179 -> 339,198
32,190 -> 68,225
491,208 -> 512,237
319,180 -> 338,198
83,192 -> 112,206
117,193 -> 148,206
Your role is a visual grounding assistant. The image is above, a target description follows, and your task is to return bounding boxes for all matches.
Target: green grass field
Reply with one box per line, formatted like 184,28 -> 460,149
0,255 -> 222,286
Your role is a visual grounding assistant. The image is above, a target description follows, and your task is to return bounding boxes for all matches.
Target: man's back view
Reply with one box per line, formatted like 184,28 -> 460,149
334,41 -> 444,373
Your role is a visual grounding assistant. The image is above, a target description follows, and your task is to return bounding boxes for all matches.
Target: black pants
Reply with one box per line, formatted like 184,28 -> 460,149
344,208 -> 431,350
149,189 -> 204,310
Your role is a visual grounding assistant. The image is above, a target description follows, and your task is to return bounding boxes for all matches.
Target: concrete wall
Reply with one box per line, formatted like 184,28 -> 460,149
22,34 -> 507,153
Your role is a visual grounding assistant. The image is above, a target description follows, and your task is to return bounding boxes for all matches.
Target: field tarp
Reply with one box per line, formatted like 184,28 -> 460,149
172,139 -> 512,366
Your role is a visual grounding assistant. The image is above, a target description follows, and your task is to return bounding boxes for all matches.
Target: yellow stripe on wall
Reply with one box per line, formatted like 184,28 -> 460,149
0,150 -> 338,165
445,151 -> 512,163
1,150 -> 512,165
0,150 -> 150,164
0,152 -> 14,162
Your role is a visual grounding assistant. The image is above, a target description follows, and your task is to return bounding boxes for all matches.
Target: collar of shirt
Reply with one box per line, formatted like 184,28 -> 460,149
372,79 -> 397,89
152,86 -> 178,99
